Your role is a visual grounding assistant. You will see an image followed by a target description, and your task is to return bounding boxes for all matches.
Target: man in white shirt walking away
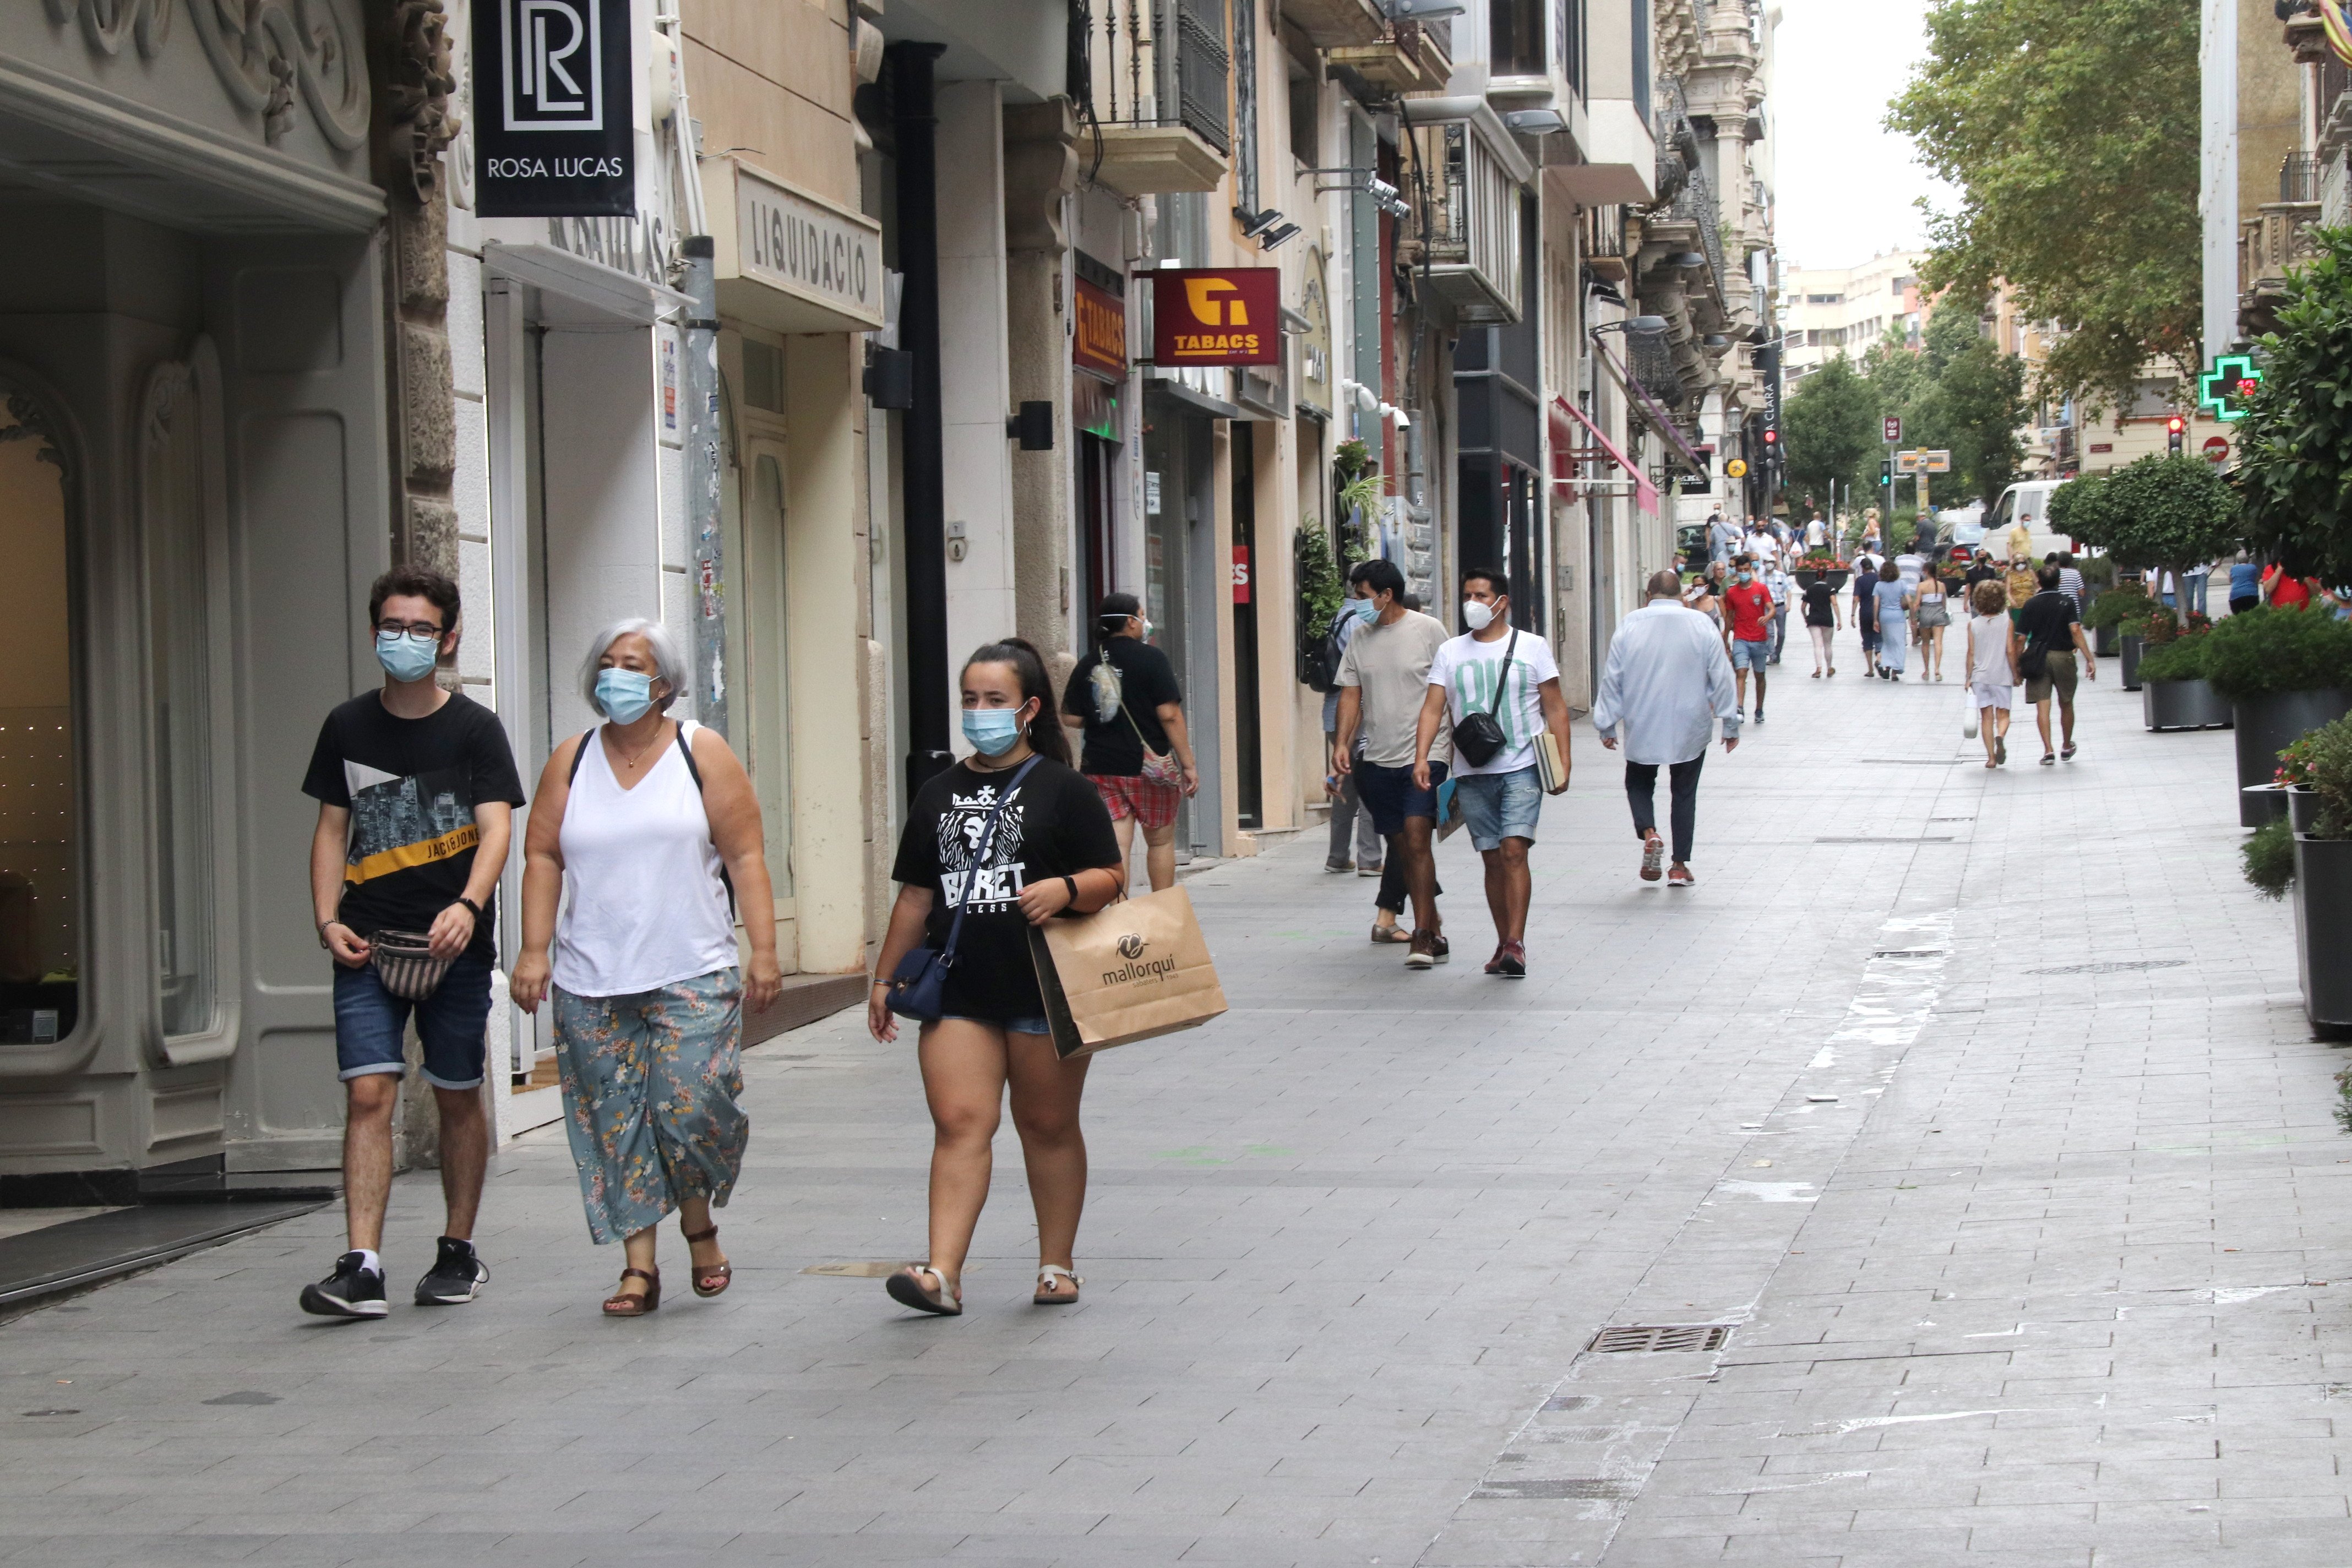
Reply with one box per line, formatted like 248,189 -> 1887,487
1411,567 -> 1573,978
1591,570 -> 1741,888
1333,559 -> 1453,968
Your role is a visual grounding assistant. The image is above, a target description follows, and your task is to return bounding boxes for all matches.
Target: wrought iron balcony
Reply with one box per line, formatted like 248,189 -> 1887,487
1084,0 -> 1234,196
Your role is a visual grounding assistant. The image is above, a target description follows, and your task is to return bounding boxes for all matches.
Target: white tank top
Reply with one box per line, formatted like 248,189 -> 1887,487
1967,614 -> 2011,687
552,720 -> 739,997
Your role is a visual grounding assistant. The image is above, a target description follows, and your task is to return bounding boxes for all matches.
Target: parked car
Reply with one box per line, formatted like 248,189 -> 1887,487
1984,479 -> 2072,559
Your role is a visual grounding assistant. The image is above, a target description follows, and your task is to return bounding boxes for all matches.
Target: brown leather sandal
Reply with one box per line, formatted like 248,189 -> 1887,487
682,1224 -> 732,1298
602,1266 -> 660,1316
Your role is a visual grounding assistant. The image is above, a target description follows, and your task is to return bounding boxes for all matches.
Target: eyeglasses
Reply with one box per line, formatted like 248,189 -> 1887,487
376,619 -> 445,639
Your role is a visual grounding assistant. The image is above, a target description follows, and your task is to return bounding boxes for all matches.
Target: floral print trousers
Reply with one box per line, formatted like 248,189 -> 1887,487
553,968 -> 748,1245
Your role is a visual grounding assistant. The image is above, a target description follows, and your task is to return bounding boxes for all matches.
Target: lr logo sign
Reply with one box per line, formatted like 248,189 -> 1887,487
473,0 -> 634,217
501,0 -> 604,130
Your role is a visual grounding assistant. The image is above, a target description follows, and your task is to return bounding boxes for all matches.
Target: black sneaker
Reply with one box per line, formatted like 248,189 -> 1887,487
300,1251 -> 388,1319
414,1237 -> 490,1305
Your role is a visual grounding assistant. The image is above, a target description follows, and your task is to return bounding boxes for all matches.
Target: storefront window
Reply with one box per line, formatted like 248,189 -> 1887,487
0,394 -> 76,1044
143,369 -> 215,1037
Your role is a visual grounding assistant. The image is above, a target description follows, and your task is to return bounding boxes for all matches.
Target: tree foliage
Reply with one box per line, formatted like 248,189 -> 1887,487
1781,355 -> 1881,519
1890,0 -> 2200,415
1859,305 -> 2031,509
2071,454 -> 2241,600
2236,228 -> 2352,583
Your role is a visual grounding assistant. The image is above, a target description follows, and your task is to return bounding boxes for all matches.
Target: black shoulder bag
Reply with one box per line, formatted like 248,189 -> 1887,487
1449,628 -> 1519,769
884,756 -> 1041,1022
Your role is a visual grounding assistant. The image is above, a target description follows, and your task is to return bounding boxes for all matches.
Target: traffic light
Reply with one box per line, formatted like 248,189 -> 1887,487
2166,415 -> 2185,456
1880,457 -> 1893,487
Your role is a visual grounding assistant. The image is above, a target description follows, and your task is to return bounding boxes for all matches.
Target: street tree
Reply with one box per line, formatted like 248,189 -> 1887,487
2078,455 -> 2241,622
1782,355 -> 1880,534
1939,338 -> 2029,507
2237,227 -> 2352,582
1890,0 -> 2199,416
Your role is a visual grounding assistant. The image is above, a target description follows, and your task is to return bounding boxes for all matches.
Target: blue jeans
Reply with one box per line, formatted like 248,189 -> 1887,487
332,951 -> 494,1090
1452,767 -> 1542,852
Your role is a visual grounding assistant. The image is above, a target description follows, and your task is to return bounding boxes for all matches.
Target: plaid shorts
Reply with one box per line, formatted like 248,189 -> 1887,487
1088,771 -> 1179,829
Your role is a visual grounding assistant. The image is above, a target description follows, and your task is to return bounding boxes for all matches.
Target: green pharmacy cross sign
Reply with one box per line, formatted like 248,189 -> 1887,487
2198,355 -> 2263,422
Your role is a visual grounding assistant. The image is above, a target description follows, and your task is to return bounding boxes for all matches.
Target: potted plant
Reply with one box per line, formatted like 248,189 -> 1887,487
2081,579 -> 2146,662
2288,715 -> 2352,1035
2135,626 -> 2231,731
2202,607 -> 2352,825
2278,734 -> 2323,833
2245,815 -> 2295,900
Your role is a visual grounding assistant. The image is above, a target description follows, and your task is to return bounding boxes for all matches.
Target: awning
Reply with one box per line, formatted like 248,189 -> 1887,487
481,240 -> 692,326
1596,340 -> 1707,472
1551,394 -> 1659,516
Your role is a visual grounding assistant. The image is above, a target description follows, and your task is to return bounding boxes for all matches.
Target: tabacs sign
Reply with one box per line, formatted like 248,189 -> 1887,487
1074,277 -> 1127,380
1151,269 -> 1281,367
473,0 -> 635,218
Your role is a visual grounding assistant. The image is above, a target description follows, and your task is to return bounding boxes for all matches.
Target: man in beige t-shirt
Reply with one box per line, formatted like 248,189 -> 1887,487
1333,558 -> 1451,967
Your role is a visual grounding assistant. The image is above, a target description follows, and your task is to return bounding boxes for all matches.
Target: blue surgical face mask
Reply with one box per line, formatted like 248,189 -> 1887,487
376,629 -> 440,684
962,706 -> 1026,757
595,667 -> 657,725
1735,571 -> 1754,586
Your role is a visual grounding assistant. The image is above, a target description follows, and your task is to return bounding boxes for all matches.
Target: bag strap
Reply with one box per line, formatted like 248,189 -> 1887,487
674,722 -> 739,922
937,755 -> 1041,968
1482,628 -> 1519,719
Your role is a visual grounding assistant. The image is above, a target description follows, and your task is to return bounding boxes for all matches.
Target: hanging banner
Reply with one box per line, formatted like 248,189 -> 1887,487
1151,268 -> 1282,367
473,0 -> 636,217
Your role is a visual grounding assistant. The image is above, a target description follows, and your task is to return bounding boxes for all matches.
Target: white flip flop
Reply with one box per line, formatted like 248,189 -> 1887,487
1034,1264 -> 1084,1305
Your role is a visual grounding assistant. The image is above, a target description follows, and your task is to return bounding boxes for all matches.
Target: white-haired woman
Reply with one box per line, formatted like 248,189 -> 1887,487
510,618 -> 782,1315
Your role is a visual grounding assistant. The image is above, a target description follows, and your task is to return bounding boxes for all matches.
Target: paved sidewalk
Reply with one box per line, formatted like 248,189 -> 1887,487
2,624 -> 2344,1567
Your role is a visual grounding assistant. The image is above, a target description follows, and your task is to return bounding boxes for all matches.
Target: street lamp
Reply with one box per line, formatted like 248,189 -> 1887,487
1591,316 -> 1670,336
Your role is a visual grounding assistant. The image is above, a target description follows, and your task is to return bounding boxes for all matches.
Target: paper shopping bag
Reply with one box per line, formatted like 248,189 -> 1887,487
1026,885 -> 1228,1059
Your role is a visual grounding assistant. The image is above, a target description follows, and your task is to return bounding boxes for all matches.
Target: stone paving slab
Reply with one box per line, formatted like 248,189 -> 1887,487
4,633 -> 2348,1565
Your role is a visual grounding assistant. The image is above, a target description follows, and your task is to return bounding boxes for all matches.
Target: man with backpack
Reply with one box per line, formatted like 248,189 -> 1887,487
1411,567 -> 1572,978
1308,580 -> 1382,877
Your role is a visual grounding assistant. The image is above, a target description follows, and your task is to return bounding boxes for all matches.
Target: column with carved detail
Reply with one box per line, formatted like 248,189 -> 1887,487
370,0 -> 463,590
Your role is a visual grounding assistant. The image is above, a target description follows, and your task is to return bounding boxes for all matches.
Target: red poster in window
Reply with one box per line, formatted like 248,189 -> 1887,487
1231,545 -> 1252,603
1151,268 -> 1282,367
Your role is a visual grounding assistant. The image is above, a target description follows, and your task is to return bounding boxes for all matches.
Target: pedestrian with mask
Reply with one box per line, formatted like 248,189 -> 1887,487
1411,568 -> 1572,978
1060,593 -> 1198,892
1854,558 -> 1882,677
1592,570 -> 1741,888
1707,505 -> 1739,567
1803,568 -> 1840,678
1332,558 -> 1452,968
2017,562 -> 2095,763
1765,555 -> 1794,666
509,619 -> 783,1316
1915,565 -> 1952,680
869,640 -> 1125,1315
298,567 -> 525,1319
1874,563 -> 1916,681
1314,584 -> 1382,877
1723,554 -> 1776,721
2005,554 -> 2039,627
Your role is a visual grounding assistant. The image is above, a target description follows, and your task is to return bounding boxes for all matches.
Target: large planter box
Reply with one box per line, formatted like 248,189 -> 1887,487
2245,783 -> 2289,825
2291,786 -> 2322,835
2093,623 -> 2119,657
2294,834 -> 2352,1036
2142,677 -> 2233,731
2119,635 -> 2142,690
2234,688 -> 2352,826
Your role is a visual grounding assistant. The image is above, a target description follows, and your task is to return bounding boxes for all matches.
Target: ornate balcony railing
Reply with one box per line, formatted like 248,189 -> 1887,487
1084,0 -> 1234,195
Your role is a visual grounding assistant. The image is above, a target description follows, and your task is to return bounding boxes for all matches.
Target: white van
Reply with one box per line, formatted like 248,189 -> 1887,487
1983,479 -> 2071,560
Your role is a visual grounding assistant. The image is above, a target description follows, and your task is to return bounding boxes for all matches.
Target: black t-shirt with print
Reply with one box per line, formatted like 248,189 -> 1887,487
2017,589 -> 2079,653
890,756 -> 1122,1020
1801,580 -> 1837,627
1060,636 -> 1184,777
301,693 -> 526,961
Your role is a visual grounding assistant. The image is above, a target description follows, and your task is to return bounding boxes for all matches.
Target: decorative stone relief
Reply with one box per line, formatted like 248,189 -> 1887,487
386,0 -> 461,203
45,0 -> 371,151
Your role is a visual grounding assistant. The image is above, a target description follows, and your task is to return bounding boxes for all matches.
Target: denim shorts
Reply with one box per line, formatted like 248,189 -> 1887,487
1730,638 -> 1771,672
332,951 -> 494,1090
940,1012 -> 1052,1037
1452,766 -> 1542,852
1355,758 -> 1448,837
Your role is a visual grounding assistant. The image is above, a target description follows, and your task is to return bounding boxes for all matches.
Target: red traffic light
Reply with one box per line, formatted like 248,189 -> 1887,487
1762,429 -> 1777,444
2166,416 -> 2185,433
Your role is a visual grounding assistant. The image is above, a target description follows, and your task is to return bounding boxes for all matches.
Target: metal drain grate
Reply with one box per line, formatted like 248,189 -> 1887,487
1588,1323 -> 1730,1354
2029,960 -> 2187,976
1873,948 -> 1951,959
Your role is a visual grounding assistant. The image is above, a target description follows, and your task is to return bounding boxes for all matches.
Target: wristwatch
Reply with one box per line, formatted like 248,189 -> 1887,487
452,895 -> 483,921
1061,874 -> 1080,906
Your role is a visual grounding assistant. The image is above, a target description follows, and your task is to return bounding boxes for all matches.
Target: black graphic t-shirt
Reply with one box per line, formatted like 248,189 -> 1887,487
301,693 -> 526,961
1061,636 -> 1184,777
890,756 -> 1121,1020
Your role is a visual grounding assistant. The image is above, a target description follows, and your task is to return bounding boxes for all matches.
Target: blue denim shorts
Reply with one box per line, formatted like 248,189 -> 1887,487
1731,638 -> 1772,672
939,1012 -> 1052,1037
1355,758 -> 1448,837
1452,766 -> 1542,852
332,951 -> 494,1090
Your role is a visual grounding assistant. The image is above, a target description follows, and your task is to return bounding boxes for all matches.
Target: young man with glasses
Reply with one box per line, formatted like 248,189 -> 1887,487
296,567 -> 525,1317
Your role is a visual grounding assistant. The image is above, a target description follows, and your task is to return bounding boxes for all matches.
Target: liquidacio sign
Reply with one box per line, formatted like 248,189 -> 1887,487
472,0 -> 634,217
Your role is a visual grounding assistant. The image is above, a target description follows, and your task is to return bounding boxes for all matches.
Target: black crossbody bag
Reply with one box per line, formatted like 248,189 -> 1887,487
1450,628 -> 1519,769
885,756 -> 1041,1022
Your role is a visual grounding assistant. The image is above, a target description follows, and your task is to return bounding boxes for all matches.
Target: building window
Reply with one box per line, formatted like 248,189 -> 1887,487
0,390 -> 76,1046
142,366 -> 219,1039
1491,0 -> 1543,78
1630,0 -> 1649,123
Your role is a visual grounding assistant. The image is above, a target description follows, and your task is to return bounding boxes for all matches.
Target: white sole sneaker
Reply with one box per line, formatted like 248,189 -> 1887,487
1640,836 -> 1664,881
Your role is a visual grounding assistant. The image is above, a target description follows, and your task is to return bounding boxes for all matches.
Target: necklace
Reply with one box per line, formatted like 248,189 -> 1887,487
607,722 -> 665,772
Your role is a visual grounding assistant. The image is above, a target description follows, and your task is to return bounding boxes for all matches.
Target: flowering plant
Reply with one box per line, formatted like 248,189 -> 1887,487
2278,735 -> 2320,790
